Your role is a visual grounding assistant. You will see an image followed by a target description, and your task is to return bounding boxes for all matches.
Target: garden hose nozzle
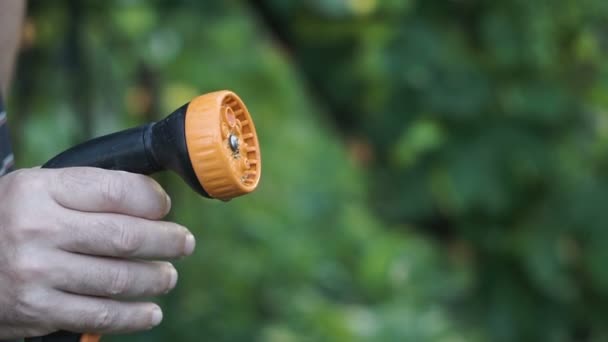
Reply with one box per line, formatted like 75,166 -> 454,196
27,90 -> 261,342
43,90 -> 261,200
183,90 -> 261,199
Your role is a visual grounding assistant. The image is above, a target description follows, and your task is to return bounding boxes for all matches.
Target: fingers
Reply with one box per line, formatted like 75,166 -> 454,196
48,167 -> 171,220
49,291 -> 163,333
52,252 -> 177,298
59,212 -> 195,259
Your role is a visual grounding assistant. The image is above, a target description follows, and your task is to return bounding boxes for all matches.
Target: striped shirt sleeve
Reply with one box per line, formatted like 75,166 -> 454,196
0,97 -> 15,176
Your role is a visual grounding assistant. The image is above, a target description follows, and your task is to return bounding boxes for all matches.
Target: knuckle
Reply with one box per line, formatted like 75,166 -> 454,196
14,299 -> 39,324
108,265 -> 132,296
6,169 -> 27,191
111,224 -> 144,256
14,253 -> 47,283
57,168 -> 88,192
13,286 -> 44,323
99,173 -> 128,205
9,211 -> 58,243
89,305 -> 114,331
13,218 -> 47,241
7,169 -> 43,193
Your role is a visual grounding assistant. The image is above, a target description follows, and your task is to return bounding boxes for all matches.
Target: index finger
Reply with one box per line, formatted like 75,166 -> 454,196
48,167 -> 171,220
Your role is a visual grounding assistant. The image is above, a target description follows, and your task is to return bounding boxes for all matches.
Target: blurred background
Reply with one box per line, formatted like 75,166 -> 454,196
8,0 -> 608,341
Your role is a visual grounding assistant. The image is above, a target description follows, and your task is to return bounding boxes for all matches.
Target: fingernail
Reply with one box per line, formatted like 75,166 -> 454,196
164,194 -> 172,214
166,265 -> 178,293
151,306 -> 163,327
184,233 -> 196,255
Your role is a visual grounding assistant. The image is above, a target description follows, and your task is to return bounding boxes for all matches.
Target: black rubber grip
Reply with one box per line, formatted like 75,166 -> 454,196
43,123 -> 160,172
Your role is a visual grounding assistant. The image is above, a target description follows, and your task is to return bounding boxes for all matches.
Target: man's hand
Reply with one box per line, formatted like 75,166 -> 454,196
0,167 -> 196,338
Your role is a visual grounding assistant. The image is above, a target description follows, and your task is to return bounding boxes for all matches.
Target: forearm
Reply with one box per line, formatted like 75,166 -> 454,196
0,0 -> 26,97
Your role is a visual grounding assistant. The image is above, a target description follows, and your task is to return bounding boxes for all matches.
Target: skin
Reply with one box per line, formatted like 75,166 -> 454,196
0,1 -> 196,338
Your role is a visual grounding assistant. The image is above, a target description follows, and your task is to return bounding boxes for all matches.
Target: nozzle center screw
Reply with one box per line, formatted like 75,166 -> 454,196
229,134 -> 240,153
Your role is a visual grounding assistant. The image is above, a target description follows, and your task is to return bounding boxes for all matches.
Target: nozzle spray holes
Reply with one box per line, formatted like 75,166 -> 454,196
220,93 -> 260,187
224,106 -> 237,128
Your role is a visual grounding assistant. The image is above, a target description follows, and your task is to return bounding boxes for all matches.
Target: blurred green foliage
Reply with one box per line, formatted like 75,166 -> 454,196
10,0 -> 608,341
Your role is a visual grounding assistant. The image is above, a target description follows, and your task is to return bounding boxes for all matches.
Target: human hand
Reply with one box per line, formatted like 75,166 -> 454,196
0,167 -> 195,338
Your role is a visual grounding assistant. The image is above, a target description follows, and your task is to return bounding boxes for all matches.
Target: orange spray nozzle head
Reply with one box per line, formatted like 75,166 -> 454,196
183,91 -> 261,200
148,90 -> 262,200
